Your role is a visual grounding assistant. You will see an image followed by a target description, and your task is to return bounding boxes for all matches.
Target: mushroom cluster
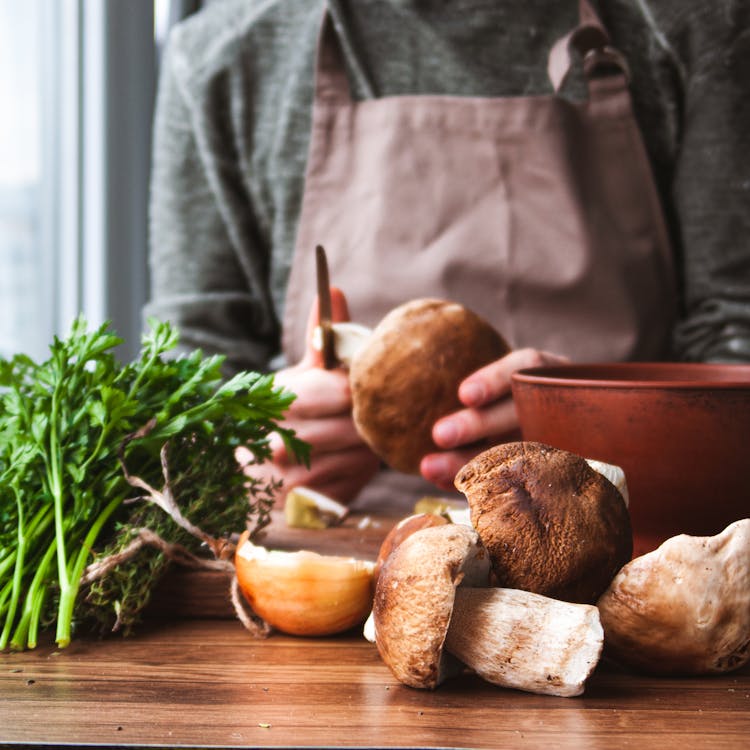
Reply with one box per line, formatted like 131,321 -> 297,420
313,297 -> 750,688
373,524 -> 604,697
371,440 -> 750,694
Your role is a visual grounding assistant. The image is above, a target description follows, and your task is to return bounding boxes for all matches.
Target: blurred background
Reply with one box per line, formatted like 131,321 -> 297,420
0,0 -> 201,362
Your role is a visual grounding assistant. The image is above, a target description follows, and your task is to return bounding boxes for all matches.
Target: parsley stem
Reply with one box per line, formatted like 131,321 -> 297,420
49,385 -> 70,593
126,345 -> 160,401
0,549 -> 17,580
0,486 -> 26,649
78,425 -> 110,476
55,494 -> 124,648
10,538 -> 56,651
0,578 -> 12,619
26,583 -> 48,650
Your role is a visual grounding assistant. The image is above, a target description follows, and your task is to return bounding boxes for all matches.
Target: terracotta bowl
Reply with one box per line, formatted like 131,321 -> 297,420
510,363 -> 750,558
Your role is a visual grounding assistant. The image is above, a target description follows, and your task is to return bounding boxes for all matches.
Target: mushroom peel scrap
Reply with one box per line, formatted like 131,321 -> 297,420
597,518 -> 750,675
373,524 -> 604,696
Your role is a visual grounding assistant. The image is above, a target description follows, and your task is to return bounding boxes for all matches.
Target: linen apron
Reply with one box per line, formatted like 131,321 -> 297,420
282,0 -> 678,511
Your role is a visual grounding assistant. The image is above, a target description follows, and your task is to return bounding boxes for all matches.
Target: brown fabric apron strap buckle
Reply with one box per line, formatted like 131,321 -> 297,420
548,1 -> 629,93
583,45 -> 631,83
547,25 -> 604,92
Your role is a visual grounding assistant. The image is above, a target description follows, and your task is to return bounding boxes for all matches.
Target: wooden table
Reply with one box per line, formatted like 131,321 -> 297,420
2,512 -> 750,749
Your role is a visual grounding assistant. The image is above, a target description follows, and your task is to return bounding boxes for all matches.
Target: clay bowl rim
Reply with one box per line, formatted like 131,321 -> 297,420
511,362 -> 750,391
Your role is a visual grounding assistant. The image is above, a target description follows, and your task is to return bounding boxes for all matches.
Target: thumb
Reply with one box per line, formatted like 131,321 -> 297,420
302,285 -> 351,368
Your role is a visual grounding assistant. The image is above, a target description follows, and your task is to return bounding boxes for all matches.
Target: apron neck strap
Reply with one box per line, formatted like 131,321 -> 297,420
314,1 -> 376,107
547,0 -> 630,93
578,0 -> 601,25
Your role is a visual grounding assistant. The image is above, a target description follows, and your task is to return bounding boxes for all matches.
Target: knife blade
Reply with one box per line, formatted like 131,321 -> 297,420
315,244 -> 337,369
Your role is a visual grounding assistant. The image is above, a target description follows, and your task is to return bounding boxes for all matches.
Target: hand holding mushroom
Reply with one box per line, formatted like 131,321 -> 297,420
422,347 -> 569,489
335,297 -> 567,491
348,298 -> 512,476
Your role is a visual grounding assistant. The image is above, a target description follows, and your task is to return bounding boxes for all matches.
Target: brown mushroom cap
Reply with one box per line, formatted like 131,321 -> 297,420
373,523 -> 491,689
372,512 -> 450,585
349,298 -> 510,474
454,441 -> 632,604
597,518 -> 750,675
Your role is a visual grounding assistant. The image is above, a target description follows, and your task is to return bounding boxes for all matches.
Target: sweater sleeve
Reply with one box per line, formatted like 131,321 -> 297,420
145,26 -> 280,375
665,1 -> 750,362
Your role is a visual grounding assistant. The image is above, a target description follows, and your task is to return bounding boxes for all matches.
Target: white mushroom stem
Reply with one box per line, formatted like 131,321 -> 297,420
444,587 -> 604,697
586,459 -> 629,507
312,322 -> 373,367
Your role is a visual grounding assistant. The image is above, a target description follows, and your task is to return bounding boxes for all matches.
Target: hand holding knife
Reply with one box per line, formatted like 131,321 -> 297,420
237,245 -> 379,509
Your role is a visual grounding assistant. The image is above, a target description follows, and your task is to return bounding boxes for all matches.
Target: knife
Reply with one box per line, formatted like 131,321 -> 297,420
315,244 -> 338,369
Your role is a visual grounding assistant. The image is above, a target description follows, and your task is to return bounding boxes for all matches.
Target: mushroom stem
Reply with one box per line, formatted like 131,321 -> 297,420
444,587 -> 604,697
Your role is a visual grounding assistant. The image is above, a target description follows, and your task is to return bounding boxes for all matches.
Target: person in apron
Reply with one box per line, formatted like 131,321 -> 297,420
242,0 -> 678,512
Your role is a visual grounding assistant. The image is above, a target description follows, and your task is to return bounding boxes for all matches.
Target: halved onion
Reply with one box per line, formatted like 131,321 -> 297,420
235,532 -> 375,636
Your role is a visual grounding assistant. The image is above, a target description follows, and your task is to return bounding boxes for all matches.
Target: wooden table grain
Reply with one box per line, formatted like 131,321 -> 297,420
2,512 -> 750,749
2,618 -> 750,750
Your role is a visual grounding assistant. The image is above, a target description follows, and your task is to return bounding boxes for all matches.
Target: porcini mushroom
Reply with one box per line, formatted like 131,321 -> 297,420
349,298 -> 510,474
597,518 -> 750,675
455,442 -> 632,604
372,511 -> 450,584
373,524 -> 604,696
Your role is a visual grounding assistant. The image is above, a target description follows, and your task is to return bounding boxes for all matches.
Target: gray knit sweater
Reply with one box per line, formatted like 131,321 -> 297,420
146,0 -> 750,372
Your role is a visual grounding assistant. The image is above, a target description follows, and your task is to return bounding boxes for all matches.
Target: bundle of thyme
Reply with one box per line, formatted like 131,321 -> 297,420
0,317 -> 308,650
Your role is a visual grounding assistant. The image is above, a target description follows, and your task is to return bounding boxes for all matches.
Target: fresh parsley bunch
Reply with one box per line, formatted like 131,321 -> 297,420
0,317 -> 308,650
